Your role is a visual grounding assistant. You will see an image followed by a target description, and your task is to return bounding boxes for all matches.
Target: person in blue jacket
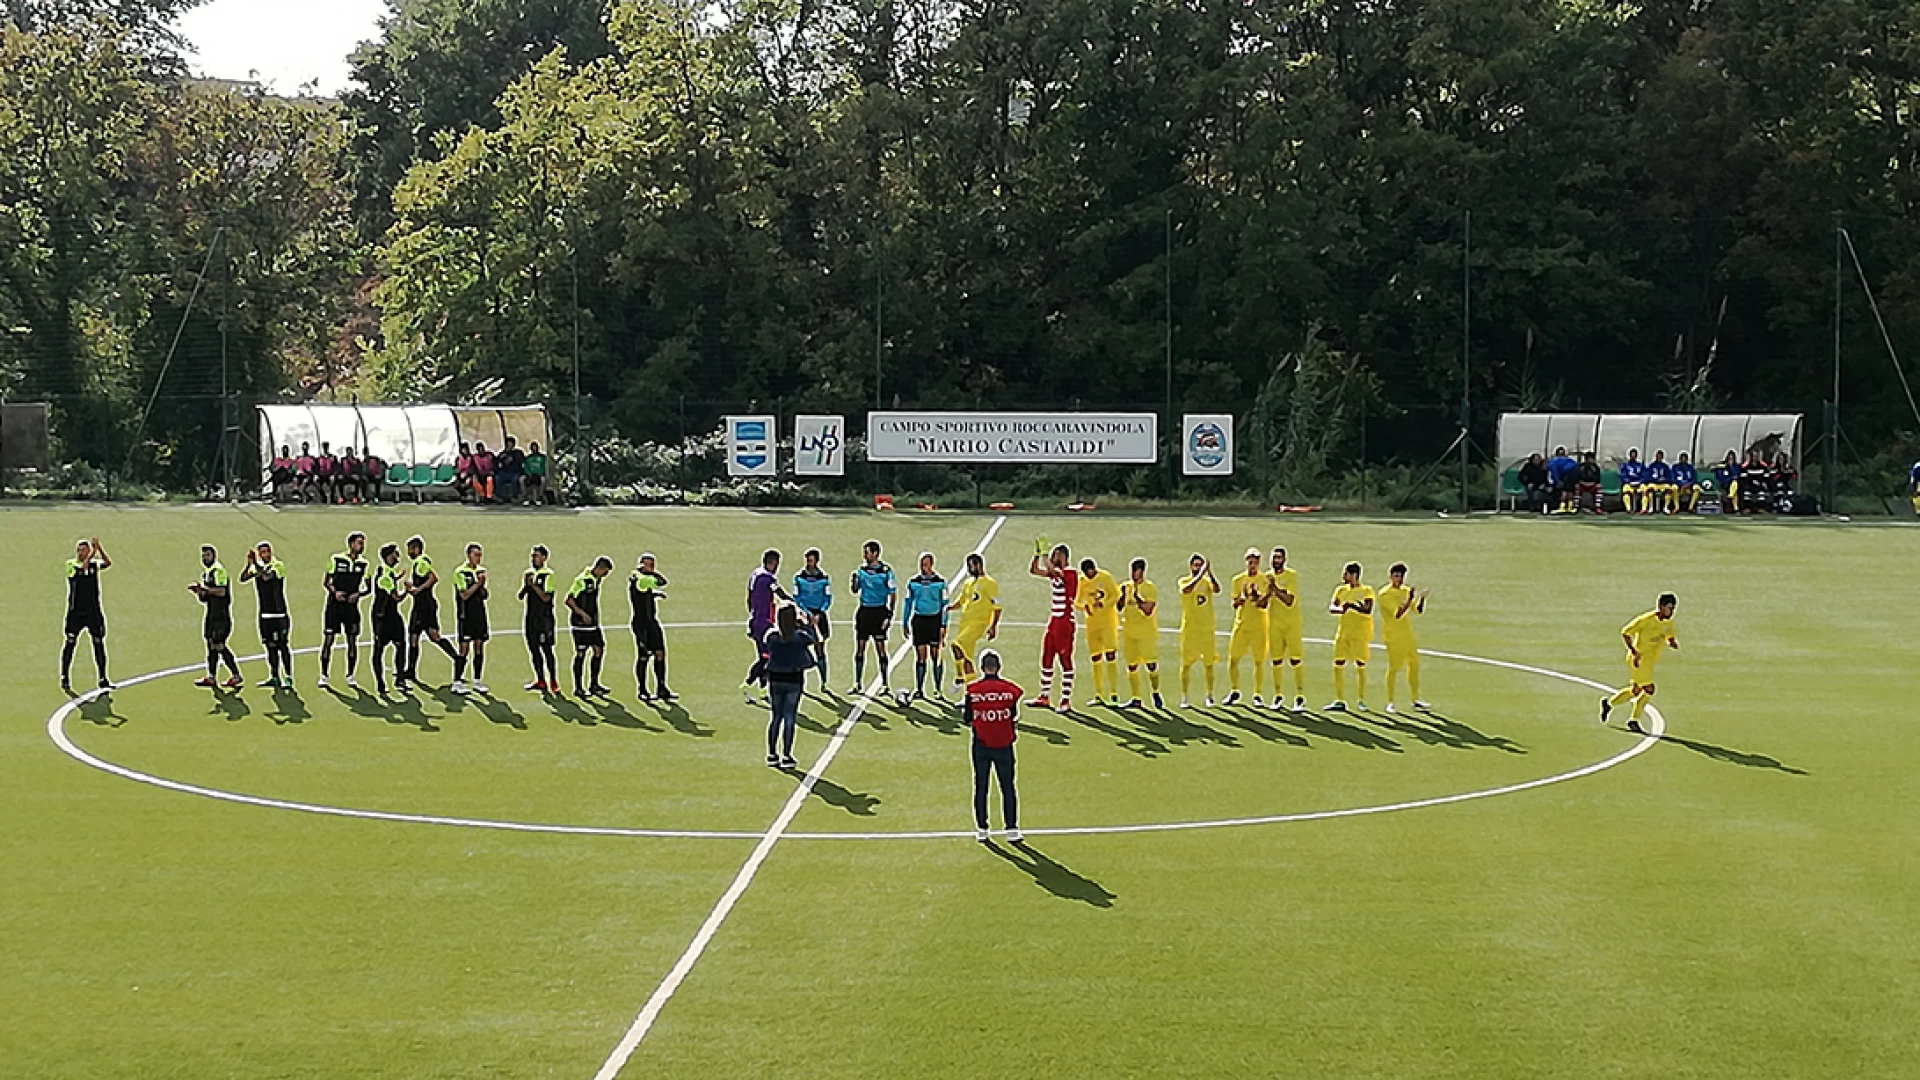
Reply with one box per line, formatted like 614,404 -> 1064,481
1618,448 -> 1648,514
792,547 -> 833,685
1908,459 -> 1920,515
1671,452 -> 1700,514
904,552 -> 949,701
1713,450 -> 1742,512
1645,450 -> 1674,515
1546,446 -> 1579,514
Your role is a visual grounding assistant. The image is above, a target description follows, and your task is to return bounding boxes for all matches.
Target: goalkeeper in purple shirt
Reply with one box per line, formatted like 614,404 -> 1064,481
740,549 -> 788,703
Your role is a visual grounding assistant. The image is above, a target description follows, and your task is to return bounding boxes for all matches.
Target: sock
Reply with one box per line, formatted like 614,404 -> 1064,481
1290,661 -> 1304,700
1202,664 -> 1215,700
207,651 -> 219,678
61,639 -> 76,682
1356,664 -> 1368,702
932,655 -> 944,689
345,640 -> 358,676
1408,658 -> 1421,701
266,647 -> 280,682
877,652 -> 889,688
1180,665 -> 1192,699
816,650 -> 828,682
93,639 -> 108,681
1038,667 -> 1053,700
652,654 -> 667,691
321,639 -> 333,678
436,638 -> 459,664
1060,667 -> 1075,702
453,654 -> 467,681
403,639 -> 417,679
1630,691 -> 1650,719
472,652 -> 484,681
1148,667 -> 1161,692
1230,660 -> 1243,692
1607,686 -> 1635,707
1128,665 -> 1142,700
590,653 -> 603,688
916,660 -> 927,694
1334,664 -> 1347,703
635,653 -> 648,693
573,651 -> 586,690
855,652 -> 865,687
223,649 -> 240,679
1254,657 -> 1266,698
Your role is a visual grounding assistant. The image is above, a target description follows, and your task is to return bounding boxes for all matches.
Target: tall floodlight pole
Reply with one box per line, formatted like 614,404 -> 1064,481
1460,210 -> 1472,511
572,216 -> 583,504
1165,209 -> 1174,486
1828,214 -> 1841,514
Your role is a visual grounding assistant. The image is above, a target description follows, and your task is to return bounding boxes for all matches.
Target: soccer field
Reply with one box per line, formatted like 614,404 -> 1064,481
4,504 -> 1914,1078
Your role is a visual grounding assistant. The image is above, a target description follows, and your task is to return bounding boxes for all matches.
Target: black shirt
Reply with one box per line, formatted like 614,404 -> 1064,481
522,565 -> 556,624
629,569 -> 668,624
253,560 -> 289,617
1576,461 -> 1602,484
201,564 -> 233,619
65,558 -> 103,616
328,551 -> 370,602
1519,460 -> 1548,486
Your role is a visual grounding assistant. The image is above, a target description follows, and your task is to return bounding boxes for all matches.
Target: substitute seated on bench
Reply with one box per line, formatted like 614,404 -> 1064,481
1519,453 -> 1551,514
1618,448 -> 1648,514
1671,452 -> 1700,514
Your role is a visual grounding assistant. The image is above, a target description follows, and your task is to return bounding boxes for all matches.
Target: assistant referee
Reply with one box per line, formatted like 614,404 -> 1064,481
964,649 -> 1023,843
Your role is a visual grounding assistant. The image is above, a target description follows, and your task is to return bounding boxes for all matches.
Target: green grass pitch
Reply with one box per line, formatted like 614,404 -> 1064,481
3,504 -> 1914,1078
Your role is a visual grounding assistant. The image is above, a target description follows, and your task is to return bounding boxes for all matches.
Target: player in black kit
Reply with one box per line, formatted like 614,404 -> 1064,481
61,536 -> 113,693
402,535 -> 462,688
319,532 -> 370,689
629,553 -> 675,702
189,544 -> 243,688
241,541 -> 294,688
451,542 -> 489,694
520,545 -> 558,694
369,543 -> 409,695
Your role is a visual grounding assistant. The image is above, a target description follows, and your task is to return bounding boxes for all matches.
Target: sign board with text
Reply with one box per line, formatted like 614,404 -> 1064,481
866,412 -> 1158,465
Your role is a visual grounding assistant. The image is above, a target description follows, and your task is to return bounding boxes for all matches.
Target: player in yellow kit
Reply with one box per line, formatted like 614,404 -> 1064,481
1076,557 -> 1123,706
1177,554 -> 1221,708
1374,562 -> 1430,713
1264,546 -> 1305,712
946,552 -> 1002,687
1601,593 -> 1677,733
1118,558 -> 1164,709
1225,548 -> 1269,706
1326,561 -> 1375,712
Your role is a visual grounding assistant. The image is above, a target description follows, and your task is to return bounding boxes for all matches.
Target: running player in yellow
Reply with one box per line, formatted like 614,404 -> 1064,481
1076,557 -> 1123,705
1375,562 -> 1429,713
1326,561 -> 1374,712
1177,554 -> 1220,708
1225,547 -> 1269,705
947,552 -> 1002,686
1264,546 -> 1305,712
1118,557 -> 1163,708
1601,593 -> 1677,733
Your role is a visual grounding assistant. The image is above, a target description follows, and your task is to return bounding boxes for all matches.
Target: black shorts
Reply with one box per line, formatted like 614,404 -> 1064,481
204,617 -> 232,645
408,599 -> 440,635
458,609 -> 489,643
259,616 -> 290,646
64,610 -> 105,639
524,618 -> 556,648
801,608 -> 830,640
571,625 -> 605,649
375,613 -> 407,644
325,600 -> 362,635
911,613 -> 943,647
632,619 -> 666,655
855,605 -> 891,640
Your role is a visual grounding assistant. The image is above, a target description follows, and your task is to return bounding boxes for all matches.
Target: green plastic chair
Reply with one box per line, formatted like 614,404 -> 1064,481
433,463 -> 456,485
386,463 -> 409,485
409,464 -> 434,486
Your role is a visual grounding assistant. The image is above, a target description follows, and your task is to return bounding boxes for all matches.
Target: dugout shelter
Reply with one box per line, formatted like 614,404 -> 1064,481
1497,412 -> 1804,503
257,403 -> 550,491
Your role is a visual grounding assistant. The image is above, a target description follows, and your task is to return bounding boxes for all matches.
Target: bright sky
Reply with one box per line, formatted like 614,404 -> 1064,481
177,0 -> 389,96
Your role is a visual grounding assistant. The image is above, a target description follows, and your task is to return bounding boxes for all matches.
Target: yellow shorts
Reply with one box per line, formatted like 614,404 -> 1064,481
1627,655 -> 1658,686
1228,622 -> 1267,661
1333,631 -> 1371,664
952,621 -> 990,657
1385,640 -> 1418,670
1122,631 -> 1159,666
1267,619 -> 1303,662
1180,631 -> 1218,666
1085,619 -> 1120,656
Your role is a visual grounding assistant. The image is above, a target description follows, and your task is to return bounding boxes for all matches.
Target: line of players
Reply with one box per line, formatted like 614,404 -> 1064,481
59,532 -> 677,701
744,540 -> 1433,717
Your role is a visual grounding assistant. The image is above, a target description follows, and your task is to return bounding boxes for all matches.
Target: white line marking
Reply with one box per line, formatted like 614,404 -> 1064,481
587,514 -> 1010,1080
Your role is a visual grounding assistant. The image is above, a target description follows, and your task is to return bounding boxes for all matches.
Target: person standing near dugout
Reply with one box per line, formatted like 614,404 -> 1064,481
964,649 -> 1022,843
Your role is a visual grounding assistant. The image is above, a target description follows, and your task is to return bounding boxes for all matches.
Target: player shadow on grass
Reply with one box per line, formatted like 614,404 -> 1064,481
1361,710 -> 1525,754
208,690 -> 251,723
1124,707 -> 1242,750
264,687 -> 311,726
579,697 -> 664,733
329,687 -> 438,732
1657,733 -> 1807,775
787,770 -> 882,816
1272,709 -> 1402,752
898,700 -> 966,737
986,841 -> 1117,908
77,695 -> 128,728
647,701 -> 715,738
472,696 -> 529,731
1210,706 -> 1311,747
1057,709 -> 1169,758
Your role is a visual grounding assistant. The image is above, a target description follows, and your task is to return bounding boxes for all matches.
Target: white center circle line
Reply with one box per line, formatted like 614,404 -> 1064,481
47,623 -> 1663,841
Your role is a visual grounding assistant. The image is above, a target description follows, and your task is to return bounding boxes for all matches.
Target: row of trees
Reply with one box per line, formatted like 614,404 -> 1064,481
4,0 -> 1918,492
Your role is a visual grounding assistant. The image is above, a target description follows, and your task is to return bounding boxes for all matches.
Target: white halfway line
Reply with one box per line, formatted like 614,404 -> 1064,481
589,513 -> 1008,1080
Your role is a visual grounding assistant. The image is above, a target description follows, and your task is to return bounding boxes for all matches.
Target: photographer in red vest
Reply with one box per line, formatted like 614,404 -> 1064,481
965,649 -> 1022,843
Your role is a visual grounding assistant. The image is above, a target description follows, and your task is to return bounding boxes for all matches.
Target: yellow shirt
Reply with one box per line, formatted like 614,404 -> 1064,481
1376,583 -> 1420,642
1120,580 -> 1158,635
1077,568 -> 1122,629
1229,570 -> 1268,629
1622,610 -> 1674,654
1265,567 -> 1301,626
955,574 -> 1000,625
1179,574 -> 1217,633
1332,583 -> 1375,639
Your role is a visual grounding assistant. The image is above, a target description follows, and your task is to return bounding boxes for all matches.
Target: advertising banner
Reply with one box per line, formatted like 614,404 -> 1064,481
1182,414 -> 1234,476
725,415 -> 777,477
866,412 -> 1158,465
794,415 -> 846,476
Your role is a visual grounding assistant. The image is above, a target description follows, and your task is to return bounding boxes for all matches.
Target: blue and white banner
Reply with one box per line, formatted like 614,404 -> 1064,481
1182,414 -> 1234,476
794,415 -> 846,476
867,411 -> 1159,464
725,415 -> 777,477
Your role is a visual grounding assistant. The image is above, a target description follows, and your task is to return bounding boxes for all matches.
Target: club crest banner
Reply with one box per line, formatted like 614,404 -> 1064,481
1182,414 -> 1234,476
866,412 -> 1158,464
794,415 -> 846,476
725,415 -> 776,477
